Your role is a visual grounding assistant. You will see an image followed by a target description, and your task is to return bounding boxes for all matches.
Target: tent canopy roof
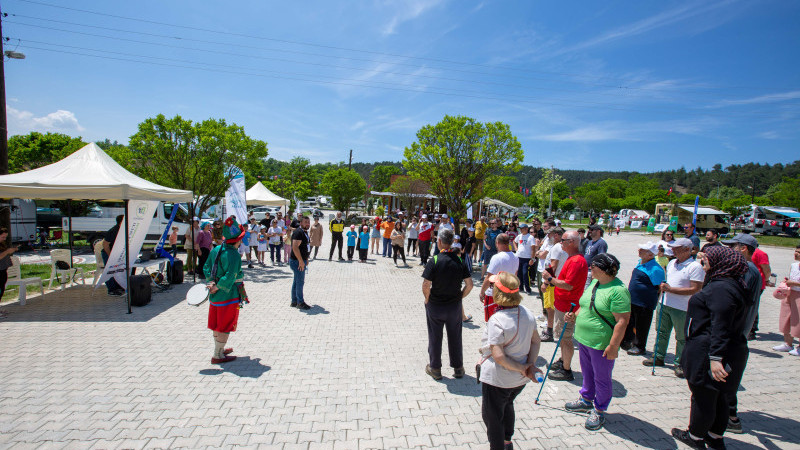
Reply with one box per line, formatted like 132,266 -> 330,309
0,143 -> 193,201
763,207 -> 800,218
245,181 -> 289,206
483,198 -> 515,210
678,205 -> 728,215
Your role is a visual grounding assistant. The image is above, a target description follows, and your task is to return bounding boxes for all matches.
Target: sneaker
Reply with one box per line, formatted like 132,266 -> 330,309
463,315 -> 473,323
773,343 -> 794,352
248,263 -> 254,269
504,443 -> 513,450
548,367 -> 574,381
704,436 -> 726,450
565,398 -> 593,413
726,417 -> 743,434
643,358 -> 665,367
550,358 -> 564,371
425,364 -> 443,380
454,367 -> 465,378
671,428 -> 705,449
290,302 -> 298,308
790,348 -> 800,356
620,341 -> 632,351
585,409 -> 605,431
540,331 -> 554,342
627,346 -> 646,356
297,303 -> 311,310
674,366 -> 685,378
747,331 -> 756,341
211,355 -> 237,364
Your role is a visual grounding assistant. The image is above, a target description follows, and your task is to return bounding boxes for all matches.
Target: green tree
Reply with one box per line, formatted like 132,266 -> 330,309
599,178 -> 627,198
559,198 -> 577,212
388,176 -> 429,213
8,132 -> 86,173
369,164 -> 402,191
575,182 -> 608,213
532,168 -> 568,215
128,114 -> 268,216
766,177 -> 800,208
707,186 -> 745,202
403,115 -> 523,225
263,156 -> 317,210
322,169 -> 367,213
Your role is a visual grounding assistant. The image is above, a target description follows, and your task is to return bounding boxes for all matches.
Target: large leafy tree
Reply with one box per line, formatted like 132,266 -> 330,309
8,132 -> 86,172
369,164 -> 402,191
263,156 -> 317,209
766,177 -> 800,208
128,114 -> 268,216
322,169 -> 366,213
403,115 -> 523,223
532,168 -> 568,215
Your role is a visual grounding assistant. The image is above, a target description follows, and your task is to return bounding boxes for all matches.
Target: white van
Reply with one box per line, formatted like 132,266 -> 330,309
63,202 -> 191,248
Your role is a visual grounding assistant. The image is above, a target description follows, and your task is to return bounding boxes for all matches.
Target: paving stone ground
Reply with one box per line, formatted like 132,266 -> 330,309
1,220 -> 799,449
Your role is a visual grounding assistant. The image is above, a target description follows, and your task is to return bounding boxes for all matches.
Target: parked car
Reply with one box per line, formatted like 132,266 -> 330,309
251,206 -> 282,221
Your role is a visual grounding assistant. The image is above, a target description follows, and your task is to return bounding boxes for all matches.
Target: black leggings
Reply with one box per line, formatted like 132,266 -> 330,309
623,304 -> 655,351
347,245 -> 356,260
197,247 -> 211,278
407,238 -> 418,252
689,382 -> 729,438
482,383 -> 525,450
392,244 -> 406,264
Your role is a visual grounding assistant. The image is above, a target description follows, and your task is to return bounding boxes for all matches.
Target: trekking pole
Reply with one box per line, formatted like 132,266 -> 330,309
535,302 -> 576,404
651,292 -> 666,376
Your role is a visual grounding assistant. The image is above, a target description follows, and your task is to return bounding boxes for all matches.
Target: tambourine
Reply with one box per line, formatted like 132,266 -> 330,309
186,284 -> 210,306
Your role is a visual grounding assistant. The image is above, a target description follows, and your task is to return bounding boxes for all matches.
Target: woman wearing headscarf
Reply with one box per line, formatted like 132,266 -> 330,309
478,272 -> 542,450
671,245 -> 749,450
196,222 -> 214,279
564,253 -> 630,431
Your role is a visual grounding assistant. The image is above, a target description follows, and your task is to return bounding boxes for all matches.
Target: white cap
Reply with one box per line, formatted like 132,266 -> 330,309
422,214 -> 428,219
468,227 -> 475,232
637,241 -> 659,255
442,214 -> 448,218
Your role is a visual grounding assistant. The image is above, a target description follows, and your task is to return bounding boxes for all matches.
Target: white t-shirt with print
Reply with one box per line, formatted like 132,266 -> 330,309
664,258 -> 706,311
486,251 -> 519,297
479,305 -> 538,388
537,236 -> 554,272
514,233 -> 535,259
548,243 -> 569,277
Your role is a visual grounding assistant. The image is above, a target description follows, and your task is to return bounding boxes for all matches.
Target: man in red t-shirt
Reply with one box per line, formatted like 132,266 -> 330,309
749,246 -> 771,339
540,230 -> 587,381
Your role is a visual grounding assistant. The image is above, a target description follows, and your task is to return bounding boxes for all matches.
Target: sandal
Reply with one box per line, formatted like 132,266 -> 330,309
463,315 -> 473,323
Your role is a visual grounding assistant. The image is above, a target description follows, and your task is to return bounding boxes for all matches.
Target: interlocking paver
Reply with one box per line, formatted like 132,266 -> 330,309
1,222 -> 798,449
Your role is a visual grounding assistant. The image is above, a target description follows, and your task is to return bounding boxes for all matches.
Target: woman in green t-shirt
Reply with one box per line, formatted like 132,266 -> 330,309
563,253 -> 631,431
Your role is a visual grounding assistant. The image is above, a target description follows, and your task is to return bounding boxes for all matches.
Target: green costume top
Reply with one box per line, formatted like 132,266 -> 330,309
203,243 -> 244,304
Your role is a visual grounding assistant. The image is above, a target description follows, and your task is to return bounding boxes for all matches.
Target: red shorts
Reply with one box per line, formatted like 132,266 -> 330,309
208,301 -> 240,333
484,295 -> 497,322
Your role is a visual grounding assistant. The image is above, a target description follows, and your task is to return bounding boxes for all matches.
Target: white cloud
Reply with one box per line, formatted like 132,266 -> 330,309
7,106 -> 85,135
536,126 -> 634,142
381,0 -> 445,35
758,131 -> 780,140
350,121 -> 366,131
714,90 -> 800,107
534,118 -> 715,142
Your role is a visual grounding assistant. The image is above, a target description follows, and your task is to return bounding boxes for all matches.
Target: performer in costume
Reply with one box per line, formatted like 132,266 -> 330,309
204,216 -> 249,364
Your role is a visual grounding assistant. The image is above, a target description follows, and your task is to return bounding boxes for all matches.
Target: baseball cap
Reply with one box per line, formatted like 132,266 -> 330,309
468,227 -> 475,232
668,238 -> 694,248
721,233 -> 758,248
588,224 -> 602,231
442,213 -> 448,218
519,223 -> 529,228
637,241 -> 659,255
421,214 -> 428,219
350,224 -> 355,228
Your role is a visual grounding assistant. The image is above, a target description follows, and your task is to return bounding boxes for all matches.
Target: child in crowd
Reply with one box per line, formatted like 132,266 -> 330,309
358,226 -> 370,263
346,225 -> 358,261
257,227 -> 268,265
168,226 -> 179,257
268,219 -> 283,265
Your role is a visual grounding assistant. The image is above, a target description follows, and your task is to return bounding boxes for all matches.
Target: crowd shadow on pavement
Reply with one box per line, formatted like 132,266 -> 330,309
442,374 -> 482,397
199,356 -> 271,379
748,347 -> 783,359
737,411 -> 800,450
0,283 -> 187,322
301,304 -> 330,315
602,413 -> 674,449
752,331 -> 783,343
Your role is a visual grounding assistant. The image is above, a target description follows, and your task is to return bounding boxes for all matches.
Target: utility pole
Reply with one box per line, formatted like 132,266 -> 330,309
0,7 -> 11,241
348,149 -> 353,171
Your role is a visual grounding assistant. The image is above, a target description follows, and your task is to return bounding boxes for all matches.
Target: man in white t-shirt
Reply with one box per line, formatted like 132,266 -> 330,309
514,223 -> 536,295
480,233 -> 519,321
540,227 -> 567,340
643,238 -> 704,378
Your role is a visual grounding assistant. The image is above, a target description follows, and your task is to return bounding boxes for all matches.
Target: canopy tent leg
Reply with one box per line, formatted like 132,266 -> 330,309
125,199 -> 131,314
67,199 -> 73,264
190,201 -> 196,284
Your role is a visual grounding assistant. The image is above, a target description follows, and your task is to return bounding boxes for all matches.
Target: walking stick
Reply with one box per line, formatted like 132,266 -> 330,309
651,292 -> 666,376
535,302 -> 577,404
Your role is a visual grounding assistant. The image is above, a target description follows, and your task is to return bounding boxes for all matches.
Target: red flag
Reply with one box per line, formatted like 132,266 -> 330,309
667,187 -> 673,196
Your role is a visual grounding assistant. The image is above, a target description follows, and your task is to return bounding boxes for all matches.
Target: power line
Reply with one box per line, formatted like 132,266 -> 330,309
14,0 -> 795,93
8,40 -> 788,120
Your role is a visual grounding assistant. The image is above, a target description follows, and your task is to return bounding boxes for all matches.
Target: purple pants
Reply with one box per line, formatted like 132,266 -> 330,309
578,343 -> 616,412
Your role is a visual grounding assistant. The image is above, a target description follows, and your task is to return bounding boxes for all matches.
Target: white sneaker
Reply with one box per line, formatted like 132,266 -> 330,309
773,343 -> 794,352
789,348 -> 800,356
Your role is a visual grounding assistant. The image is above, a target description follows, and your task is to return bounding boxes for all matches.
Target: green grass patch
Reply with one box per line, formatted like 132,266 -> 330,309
755,235 -> 800,248
2,263 -> 97,302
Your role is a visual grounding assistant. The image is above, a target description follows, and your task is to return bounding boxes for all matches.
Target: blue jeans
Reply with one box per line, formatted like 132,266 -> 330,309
288,258 -> 307,305
382,237 -> 393,257
517,257 -> 531,292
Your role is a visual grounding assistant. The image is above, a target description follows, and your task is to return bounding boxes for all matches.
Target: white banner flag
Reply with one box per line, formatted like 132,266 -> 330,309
96,200 -> 159,289
225,166 -> 247,224
466,202 -> 473,221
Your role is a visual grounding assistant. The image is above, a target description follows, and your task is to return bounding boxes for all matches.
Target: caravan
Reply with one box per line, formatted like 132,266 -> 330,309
654,203 -> 730,234
737,205 -> 800,237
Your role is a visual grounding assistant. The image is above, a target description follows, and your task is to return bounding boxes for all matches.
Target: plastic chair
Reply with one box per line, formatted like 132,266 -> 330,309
6,256 -> 44,305
92,240 -> 105,286
48,249 -> 85,290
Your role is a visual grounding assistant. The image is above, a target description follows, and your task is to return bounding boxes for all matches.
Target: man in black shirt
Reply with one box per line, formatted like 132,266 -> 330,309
701,229 -> 722,251
290,215 -> 312,310
101,215 -> 125,296
422,229 -> 473,380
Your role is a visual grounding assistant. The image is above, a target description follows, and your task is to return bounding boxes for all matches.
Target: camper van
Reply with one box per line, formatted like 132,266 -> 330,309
738,205 -> 800,237
1,199 -> 37,245
63,202 -> 192,248
616,209 -> 650,226
654,203 -> 730,234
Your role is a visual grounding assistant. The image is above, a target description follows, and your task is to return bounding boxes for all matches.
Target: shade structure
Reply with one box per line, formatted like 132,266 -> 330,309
245,181 -> 290,207
677,205 -> 728,215
0,142 -> 193,201
482,198 -> 515,211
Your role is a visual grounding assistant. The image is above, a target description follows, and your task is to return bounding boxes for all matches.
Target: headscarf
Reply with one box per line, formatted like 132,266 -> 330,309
703,245 -> 747,288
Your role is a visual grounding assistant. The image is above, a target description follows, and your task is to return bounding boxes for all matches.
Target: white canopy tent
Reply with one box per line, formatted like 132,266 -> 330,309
245,181 -> 289,207
0,142 -> 194,313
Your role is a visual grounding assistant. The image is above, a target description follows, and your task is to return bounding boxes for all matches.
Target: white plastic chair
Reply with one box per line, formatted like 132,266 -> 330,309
92,240 -> 105,286
48,249 -> 85,290
6,256 -> 44,305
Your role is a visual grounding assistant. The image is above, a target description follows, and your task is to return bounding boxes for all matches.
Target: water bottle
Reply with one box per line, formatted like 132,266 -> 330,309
770,273 -> 777,287
534,370 -> 544,383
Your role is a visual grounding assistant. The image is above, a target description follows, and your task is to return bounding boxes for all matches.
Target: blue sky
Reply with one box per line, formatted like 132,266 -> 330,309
3,0 -> 799,172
